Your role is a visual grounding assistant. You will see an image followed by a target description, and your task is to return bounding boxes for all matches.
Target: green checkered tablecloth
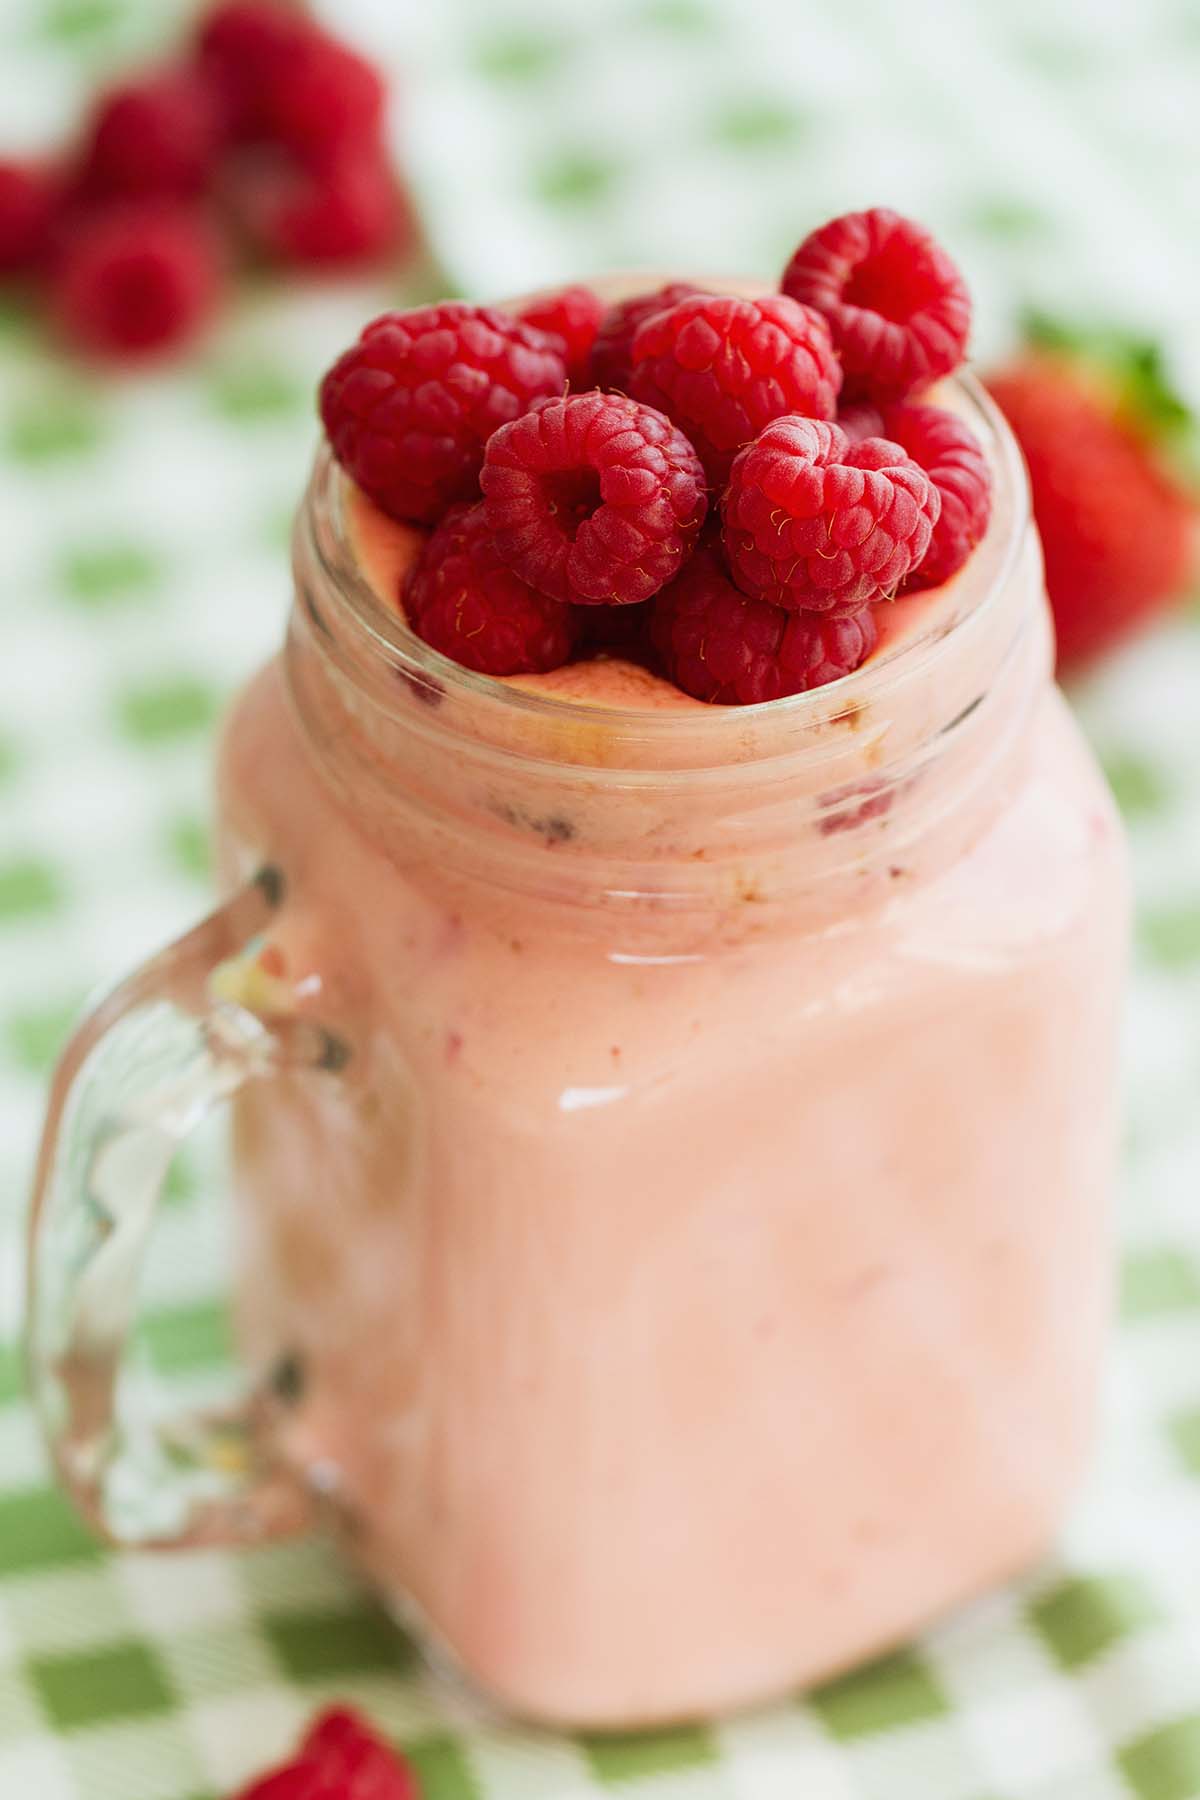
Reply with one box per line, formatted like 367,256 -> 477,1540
4,1 -> 1200,1795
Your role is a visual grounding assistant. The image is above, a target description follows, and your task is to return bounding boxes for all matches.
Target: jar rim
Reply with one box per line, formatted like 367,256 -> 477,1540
300,365 -> 1029,775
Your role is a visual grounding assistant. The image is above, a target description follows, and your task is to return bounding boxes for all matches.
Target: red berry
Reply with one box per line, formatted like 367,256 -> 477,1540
196,0 -> 303,64
652,541 -> 877,704
0,161 -> 58,276
234,142 -> 413,268
782,208 -> 970,402
878,403 -> 992,588
195,1 -> 312,137
76,68 -> 224,202
517,285 -> 603,387
722,415 -> 940,614
986,350 -> 1196,669
255,29 -> 388,160
405,502 -> 577,675
50,203 -> 223,360
319,303 -> 566,525
628,291 -> 841,483
480,390 -> 707,606
236,1705 -> 419,1800
587,281 -> 700,393
198,1 -> 386,156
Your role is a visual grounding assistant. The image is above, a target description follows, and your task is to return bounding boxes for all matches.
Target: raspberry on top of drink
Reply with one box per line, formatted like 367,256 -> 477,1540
317,208 -> 994,708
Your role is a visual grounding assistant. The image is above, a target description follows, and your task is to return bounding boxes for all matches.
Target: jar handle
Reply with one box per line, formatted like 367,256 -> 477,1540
25,868 -> 347,1549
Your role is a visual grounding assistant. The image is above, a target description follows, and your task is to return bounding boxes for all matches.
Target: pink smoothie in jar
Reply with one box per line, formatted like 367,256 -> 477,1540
208,285 -> 1128,1729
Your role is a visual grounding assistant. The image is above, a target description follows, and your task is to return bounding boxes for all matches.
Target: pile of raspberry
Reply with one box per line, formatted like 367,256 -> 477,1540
319,208 -> 994,707
0,0 -> 413,361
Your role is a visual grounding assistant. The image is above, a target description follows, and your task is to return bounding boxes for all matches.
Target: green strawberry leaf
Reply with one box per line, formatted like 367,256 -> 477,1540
1021,309 -> 1085,354
1020,309 -> 1197,484
1122,339 -> 1192,437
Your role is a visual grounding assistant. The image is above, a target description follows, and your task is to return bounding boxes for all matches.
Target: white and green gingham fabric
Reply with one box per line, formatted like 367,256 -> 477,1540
4,2 -> 1200,1796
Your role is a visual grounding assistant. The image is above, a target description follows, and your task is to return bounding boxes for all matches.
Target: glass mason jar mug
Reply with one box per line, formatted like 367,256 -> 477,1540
28,373 -> 1128,1729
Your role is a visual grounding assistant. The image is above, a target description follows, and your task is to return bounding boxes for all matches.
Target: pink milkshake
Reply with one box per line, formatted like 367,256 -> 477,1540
209,338 -> 1128,1724
28,261 -> 1128,1731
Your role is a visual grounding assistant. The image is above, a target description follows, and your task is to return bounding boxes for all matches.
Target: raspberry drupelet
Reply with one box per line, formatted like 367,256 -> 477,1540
628,291 -> 841,483
319,303 -> 567,524
722,415 -> 940,613
587,281 -> 700,393
879,402 -> 992,588
517,285 -> 604,388
404,502 -> 578,676
480,390 -> 708,606
653,542 -> 878,705
235,1705 -> 418,1799
782,208 -> 970,403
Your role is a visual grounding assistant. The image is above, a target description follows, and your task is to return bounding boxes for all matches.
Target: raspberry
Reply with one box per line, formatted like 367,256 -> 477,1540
199,0 -> 386,155
722,415 -> 940,614
75,68 -> 224,202
0,161 -> 58,276
236,1705 -> 418,1799
319,303 -> 566,525
628,291 -> 841,483
587,281 -> 700,393
195,1 -> 312,137
234,142 -> 412,268
480,390 -> 707,606
653,543 -> 878,704
254,29 -> 388,160
50,203 -> 223,359
782,208 -> 970,402
517,285 -> 604,388
878,402 -> 992,588
404,502 -> 577,675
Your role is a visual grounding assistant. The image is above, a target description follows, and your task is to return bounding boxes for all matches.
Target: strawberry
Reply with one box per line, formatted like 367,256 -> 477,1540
984,320 -> 1196,671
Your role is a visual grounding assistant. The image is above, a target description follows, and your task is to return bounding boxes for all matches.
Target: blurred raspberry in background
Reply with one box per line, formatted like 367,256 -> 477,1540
0,0 -> 416,363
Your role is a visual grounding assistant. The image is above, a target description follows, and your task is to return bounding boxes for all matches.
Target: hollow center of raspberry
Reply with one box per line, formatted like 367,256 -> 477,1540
541,468 -> 602,536
843,242 -> 936,323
